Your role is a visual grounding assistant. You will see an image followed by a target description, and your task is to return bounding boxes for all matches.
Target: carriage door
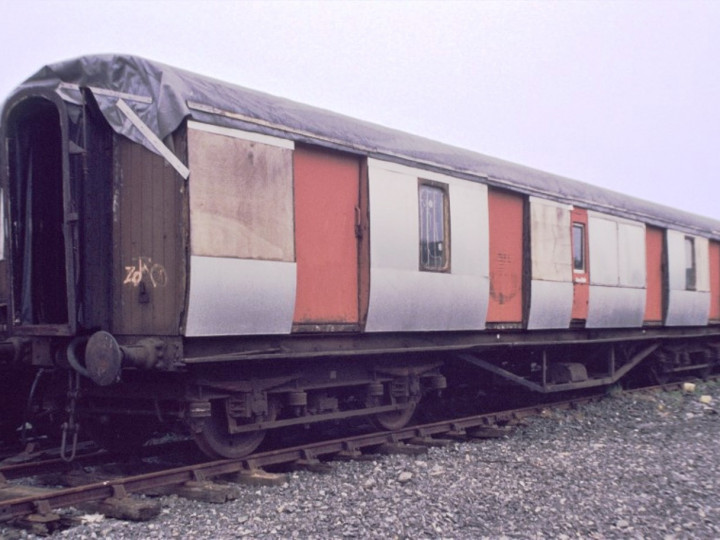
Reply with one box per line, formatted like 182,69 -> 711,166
487,187 -> 524,327
571,207 -> 589,322
293,146 -> 366,332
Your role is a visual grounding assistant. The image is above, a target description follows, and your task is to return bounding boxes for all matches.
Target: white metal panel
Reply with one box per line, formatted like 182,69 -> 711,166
696,236 -> 710,292
665,229 -> 711,325
529,197 -> 572,281
527,197 -> 572,329
587,215 -> 619,286
367,269 -> 488,331
618,221 -> 646,287
666,290 -> 711,326
365,159 -> 489,332
586,286 -> 646,328
666,229 -> 686,291
185,256 -> 296,336
584,212 -> 645,327
527,279 -> 573,330
588,212 -> 646,288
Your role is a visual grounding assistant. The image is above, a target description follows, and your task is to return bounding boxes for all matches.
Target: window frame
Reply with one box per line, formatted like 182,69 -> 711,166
685,236 -> 697,291
572,222 -> 586,273
418,179 -> 451,273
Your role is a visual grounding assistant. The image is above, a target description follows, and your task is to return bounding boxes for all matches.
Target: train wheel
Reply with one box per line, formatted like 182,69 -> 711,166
372,398 -> 418,431
193,400 -> 274,459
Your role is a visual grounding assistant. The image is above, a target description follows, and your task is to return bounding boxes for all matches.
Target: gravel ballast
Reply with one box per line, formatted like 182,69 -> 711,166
2,381 -> 719,539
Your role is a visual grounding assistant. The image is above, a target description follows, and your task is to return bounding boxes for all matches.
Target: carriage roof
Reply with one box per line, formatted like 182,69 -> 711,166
11,54 -> 720,238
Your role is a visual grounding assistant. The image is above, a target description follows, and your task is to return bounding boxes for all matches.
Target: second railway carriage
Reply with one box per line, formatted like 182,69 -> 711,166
1,54 -> 719,458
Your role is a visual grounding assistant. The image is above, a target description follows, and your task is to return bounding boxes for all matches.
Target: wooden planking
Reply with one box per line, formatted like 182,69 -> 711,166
113,137 -> 184,336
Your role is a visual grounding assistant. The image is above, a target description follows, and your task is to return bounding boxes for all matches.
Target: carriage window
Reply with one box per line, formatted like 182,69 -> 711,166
419,182 -> 449,272
572,223 -> 585,272
685,236 -> 696,290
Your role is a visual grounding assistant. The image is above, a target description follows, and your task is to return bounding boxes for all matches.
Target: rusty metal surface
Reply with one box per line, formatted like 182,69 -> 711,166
180,324 -> 720,364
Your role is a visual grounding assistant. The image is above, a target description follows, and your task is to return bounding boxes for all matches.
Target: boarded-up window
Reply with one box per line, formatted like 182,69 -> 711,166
529,198 -> 572,282
188,122 -> 294,261
588,214 -> 645,288
618,222 -> 646,287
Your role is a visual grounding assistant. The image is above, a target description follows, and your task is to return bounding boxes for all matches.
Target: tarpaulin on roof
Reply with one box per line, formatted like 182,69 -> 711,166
8,54 -> 720,236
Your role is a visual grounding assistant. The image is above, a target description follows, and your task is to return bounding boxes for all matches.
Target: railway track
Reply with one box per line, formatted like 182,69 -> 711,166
0,380 -> 700,535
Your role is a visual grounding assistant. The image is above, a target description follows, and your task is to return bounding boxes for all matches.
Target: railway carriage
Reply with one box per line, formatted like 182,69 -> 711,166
1,55 -> 719,458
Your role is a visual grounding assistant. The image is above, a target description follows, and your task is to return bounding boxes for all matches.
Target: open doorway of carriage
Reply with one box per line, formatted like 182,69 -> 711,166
6,97 -> 70,329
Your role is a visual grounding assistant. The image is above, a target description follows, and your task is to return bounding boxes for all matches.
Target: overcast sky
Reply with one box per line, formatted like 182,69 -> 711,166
1,0 -> 718,219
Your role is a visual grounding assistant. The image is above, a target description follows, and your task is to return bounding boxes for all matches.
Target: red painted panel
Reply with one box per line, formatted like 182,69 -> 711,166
293,146 -> 360,325
487,188 -> 524,323
571,208 -> 589,321
710,241 -> 720,321
644,226 -> 664,323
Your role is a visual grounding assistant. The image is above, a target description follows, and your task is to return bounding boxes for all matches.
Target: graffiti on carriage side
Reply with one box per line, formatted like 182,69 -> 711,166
123,256 -> 168,288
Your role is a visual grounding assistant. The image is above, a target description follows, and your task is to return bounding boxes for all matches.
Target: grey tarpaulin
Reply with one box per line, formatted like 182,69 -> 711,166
9,54 -> 720,237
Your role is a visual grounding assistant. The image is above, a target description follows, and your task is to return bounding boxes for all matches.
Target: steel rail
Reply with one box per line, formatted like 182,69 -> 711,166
0,393 -> 602,523
0,377 -> 708,524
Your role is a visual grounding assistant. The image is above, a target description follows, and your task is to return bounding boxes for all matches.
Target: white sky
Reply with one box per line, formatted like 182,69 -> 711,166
1,0 -> 718,219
